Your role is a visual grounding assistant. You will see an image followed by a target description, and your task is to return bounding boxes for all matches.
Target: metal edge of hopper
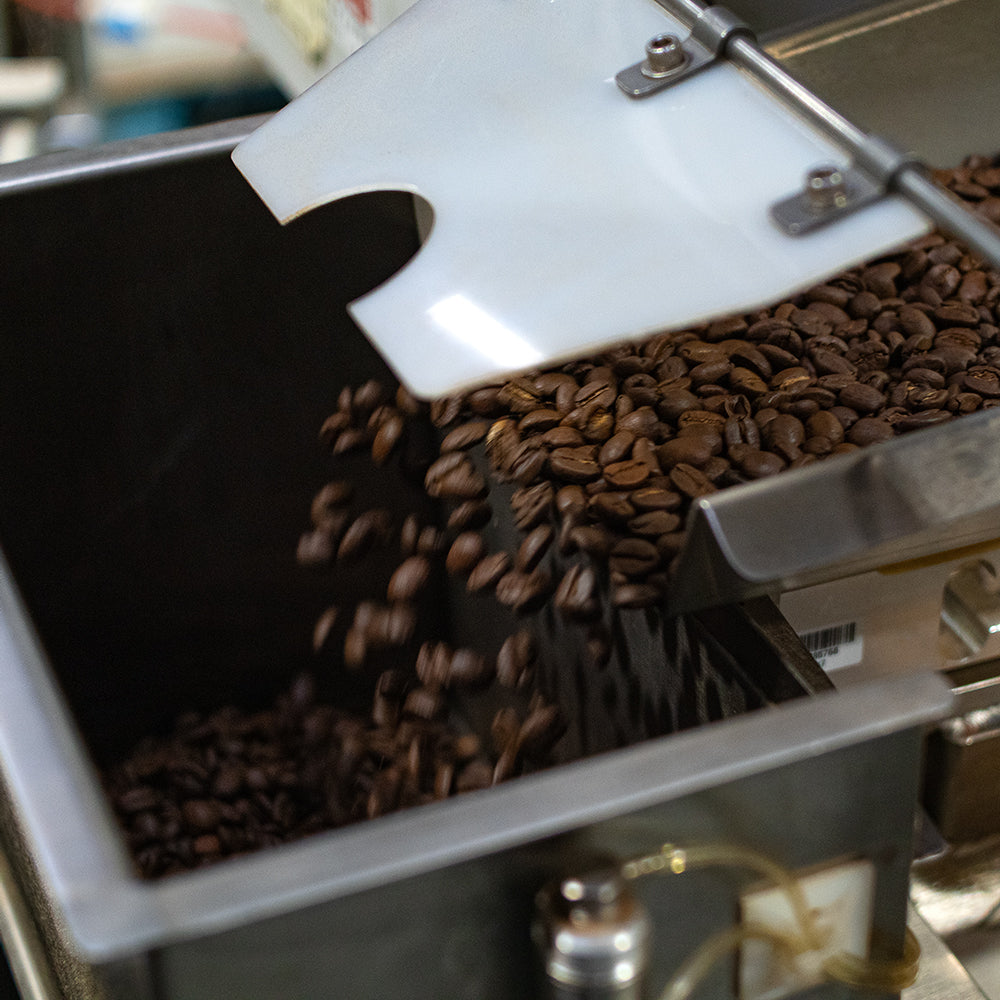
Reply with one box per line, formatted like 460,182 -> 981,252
667,407 -> 1000,615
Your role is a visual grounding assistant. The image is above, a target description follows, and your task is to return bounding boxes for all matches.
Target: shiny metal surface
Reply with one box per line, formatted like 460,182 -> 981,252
669,406 -> 1000,614
657,0 -> 1000,265
905,906 -> 989,1000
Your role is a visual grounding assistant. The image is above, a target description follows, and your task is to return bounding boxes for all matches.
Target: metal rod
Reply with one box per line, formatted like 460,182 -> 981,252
655,0 -> 1000,267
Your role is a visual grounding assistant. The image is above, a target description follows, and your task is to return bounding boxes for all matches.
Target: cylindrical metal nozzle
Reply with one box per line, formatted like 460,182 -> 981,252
535,869 -> 651,999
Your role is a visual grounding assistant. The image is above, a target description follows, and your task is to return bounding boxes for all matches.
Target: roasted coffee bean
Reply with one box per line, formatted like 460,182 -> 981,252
338,509 -> 392,561
549,445 -> 601,482
495,569 -> 553,613
296,529 -> 336,568
731,446 -> 785,479
399,513 -> 421,556
539,426 -> 582,449
417,525 -> 446,556
609,537 -> 660,577
447,499 -> 493,532
448,648 -> 494,687
518,408 -> 564,433
805,410 -> 845,447
496,630 -> 537,688
657,387 -> 700,421
518,705 -> 566,761
498,377 -> 542,413
554,563 -> 600,620
425,451 -> 470,485
589,491 -> 636,524
467,552 -> 512,592
656,436 -> 712,469
440,420 -> 491,452
318,411 -> 351,449
603,458 -> 651,489
612,582 -> 662,610
310,481 -> 353,528
446,532 -> 487,575
416,641 -> 452,688
894,409 -> 953,431
371,414 -> 405,465
118,786 -> 160,814
630,485 -> 682,512
567,524 -> 615,557
403,687 -> 446,721
387,555 -> 432,602
599,431 -> 635,467
555,484 -> 588,519
838,381 -> 886,414
505,442 -> 549,484
847,416 -> 895,446
628,511 -> 682,536
312,606 -> 339,653
517,524 -> 554,572
677,409 -> 726,434
331,428 -> 370,456
511,482 -> 554,530
669,463 -> 717,499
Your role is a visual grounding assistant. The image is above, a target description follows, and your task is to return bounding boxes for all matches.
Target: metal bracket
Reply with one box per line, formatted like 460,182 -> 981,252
616,5 -> 754,98
770,164 -> 884,236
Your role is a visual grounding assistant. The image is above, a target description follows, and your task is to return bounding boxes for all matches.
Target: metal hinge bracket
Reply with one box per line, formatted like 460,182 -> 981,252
615,5 -> 754,98
770,164 -> 885,236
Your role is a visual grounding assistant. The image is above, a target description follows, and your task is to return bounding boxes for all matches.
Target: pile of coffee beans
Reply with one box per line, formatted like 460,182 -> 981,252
104,155 -> 1000,878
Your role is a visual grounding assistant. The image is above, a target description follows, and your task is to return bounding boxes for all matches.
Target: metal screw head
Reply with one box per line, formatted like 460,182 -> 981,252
806,165 -> 849,212
641,33 -> 687,79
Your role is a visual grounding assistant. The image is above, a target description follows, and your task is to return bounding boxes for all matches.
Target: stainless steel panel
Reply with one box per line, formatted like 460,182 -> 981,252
0,118 -> 952,999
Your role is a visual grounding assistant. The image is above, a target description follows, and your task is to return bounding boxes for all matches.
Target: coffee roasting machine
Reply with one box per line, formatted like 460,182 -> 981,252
1,1 -> 1000,999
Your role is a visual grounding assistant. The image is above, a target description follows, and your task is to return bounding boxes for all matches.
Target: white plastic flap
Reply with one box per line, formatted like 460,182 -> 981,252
232,0 -> 930,399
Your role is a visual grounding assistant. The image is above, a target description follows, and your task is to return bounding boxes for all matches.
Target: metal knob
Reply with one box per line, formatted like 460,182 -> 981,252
805,165 -> 849,213
641,34 -> 687,79
535,869 -> 650,999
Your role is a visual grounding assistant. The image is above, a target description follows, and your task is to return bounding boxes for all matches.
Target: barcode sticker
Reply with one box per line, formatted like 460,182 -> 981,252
798,621 -> 864,670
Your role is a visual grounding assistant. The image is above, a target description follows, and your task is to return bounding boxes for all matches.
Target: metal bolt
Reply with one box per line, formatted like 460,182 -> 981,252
641,34 -> 687,79
806,165 -> 849,213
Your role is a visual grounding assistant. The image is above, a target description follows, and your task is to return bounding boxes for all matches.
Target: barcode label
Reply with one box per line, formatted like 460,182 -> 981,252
798,621 -> 863,670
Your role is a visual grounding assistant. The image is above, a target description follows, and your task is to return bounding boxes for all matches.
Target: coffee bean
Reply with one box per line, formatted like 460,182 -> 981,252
448,648 -> 494,688
495,569 -> 554,613
310,481 -> 353,528
337,510 -> 391,561
416,641 -> 452,688
440,420 -> 491,452
498,377 -> 542,413
518,408 -> 564,434
628,510 -> 682,536
838,381 -> 886,414
603,458 -> 650,489
387,555 -> 432,602
599,431 -> 636,467
518,705 -> 566,761
657,437 -> 712,470
611,582 -> 662,610
669,463 -> 717,499
517,524 -> 553,572
847,416 -> 895,446
446,532 -> 487,575
312,606 -> 339,653
609,537 -> 660,577
372,414 -> 405,465
549,445 -> 601,482
296,529 -> 336,568
589,491 -> 636,525
467,552 -> 512,592
447,499 -> 493,532
497,630 -> 537,688
554,563 -> 600,621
